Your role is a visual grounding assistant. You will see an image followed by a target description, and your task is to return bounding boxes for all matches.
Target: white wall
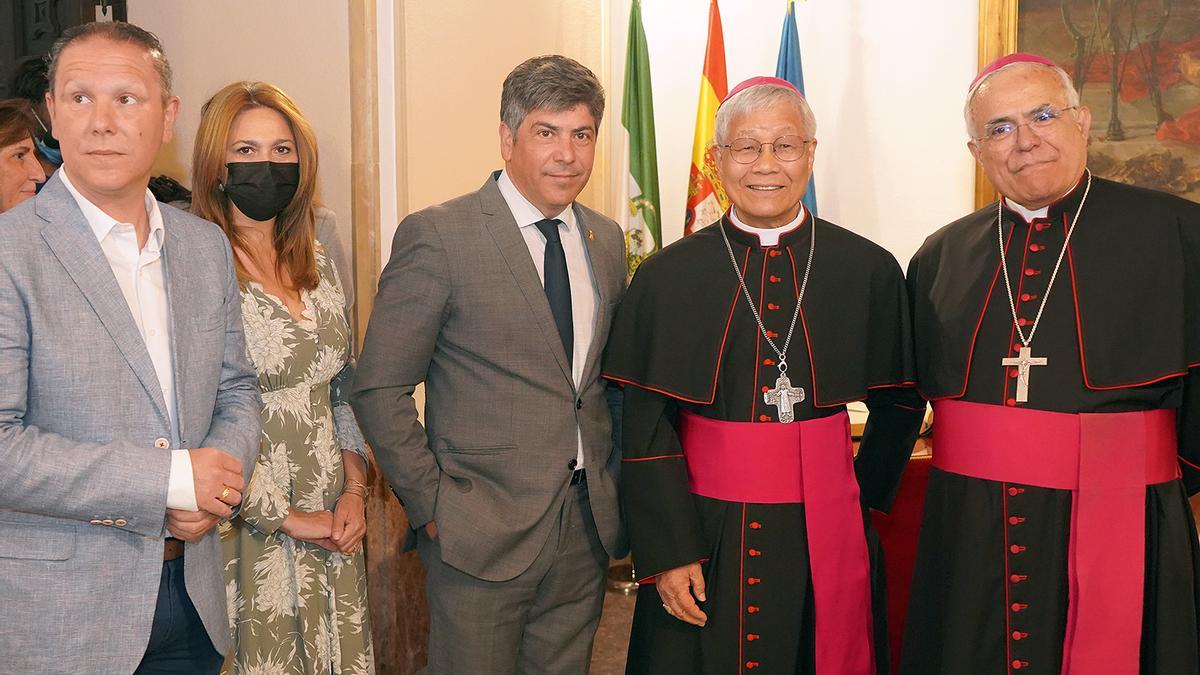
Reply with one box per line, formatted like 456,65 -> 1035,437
129,0 -> 353,251
388,0 -> 607,265
609,0 -> 980,267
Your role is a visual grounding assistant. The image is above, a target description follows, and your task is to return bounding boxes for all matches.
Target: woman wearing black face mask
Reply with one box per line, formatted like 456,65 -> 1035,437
192,81 -> 374,675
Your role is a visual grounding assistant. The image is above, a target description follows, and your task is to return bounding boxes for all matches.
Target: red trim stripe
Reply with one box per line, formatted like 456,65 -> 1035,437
931,220 -> 1014,401
622,454 -> 684,463
751,249 -> 768,418
1003,482 -> 1013,674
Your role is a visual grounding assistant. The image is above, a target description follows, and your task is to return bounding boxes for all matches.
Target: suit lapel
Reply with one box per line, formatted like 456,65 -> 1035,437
36,178 -> 171,427
163,213 -> 193,441
576,205 -> 617,382
477,176 -> 575,386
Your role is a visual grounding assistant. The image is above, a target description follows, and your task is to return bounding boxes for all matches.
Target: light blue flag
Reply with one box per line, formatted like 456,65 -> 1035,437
776,0 -> 818,218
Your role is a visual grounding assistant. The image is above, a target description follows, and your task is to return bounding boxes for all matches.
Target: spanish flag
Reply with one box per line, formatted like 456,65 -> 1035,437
683,0 -> 728,235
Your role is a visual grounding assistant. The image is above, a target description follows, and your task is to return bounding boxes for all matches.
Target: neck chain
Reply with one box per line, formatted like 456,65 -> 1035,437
996,170 -> 1091,402
719,215 -> 815,422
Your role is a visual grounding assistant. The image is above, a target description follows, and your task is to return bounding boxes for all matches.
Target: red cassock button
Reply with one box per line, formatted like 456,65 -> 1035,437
762,386 -> 770,393
759,415 -> 770,422
1008,487 -> 1024,496
1006,398 -> 1018,407
1013,343 -> 1024,353
746,662 -> 760,669
746,633 -> 760,641
1009,574 -> 1028,583
747,606 -> 760,614
769,249 -> 782,257
749,521 -> 762,529
1012,660 -> 1024,669
1010,544 -> 1025,554
1012,631 -> 1029,640
748,549 -> 761,557
1017,318 -> 1030,327
763,358 -> 775,366
747,577 -> 761,585
767,303 -> 779,310
765,330 -> 779,339
1009,370 -> 1019,379
769,275 -> 782,283
1024,268 -> 1039,276
1011,602 -> 1027,612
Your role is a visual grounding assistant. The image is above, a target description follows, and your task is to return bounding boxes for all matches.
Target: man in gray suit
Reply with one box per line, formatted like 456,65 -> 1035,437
0,23 -> 260,674
353,55 -> 626,673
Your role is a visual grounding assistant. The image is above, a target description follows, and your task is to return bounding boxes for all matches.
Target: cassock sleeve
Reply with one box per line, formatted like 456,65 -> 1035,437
620,384 -> 709,582
856,387 -> 926,511
853,246 -> 926,511
1179,216 -> 1200,496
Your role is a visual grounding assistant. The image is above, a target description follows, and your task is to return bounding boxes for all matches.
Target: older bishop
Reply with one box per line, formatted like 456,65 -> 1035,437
903,53 -> 1200,673
604,77 -> 925,674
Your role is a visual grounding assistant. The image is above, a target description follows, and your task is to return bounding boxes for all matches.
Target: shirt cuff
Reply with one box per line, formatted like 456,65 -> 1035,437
166,449 -> 199,512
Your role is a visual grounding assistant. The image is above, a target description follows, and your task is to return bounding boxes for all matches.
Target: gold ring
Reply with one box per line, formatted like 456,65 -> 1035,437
220,486 -> 231,501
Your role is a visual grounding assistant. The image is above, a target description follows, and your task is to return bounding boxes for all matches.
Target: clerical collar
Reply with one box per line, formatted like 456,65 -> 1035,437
1002,172 -> 1087,223
729,205 -> 807,246
1002,198 -> 1047,223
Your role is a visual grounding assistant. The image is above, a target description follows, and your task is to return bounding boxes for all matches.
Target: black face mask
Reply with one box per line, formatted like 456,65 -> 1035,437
222,161 -> 300,222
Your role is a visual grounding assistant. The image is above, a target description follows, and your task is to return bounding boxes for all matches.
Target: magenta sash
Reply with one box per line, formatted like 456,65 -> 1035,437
932,400 -> 1179,675
677,411 -> 875,675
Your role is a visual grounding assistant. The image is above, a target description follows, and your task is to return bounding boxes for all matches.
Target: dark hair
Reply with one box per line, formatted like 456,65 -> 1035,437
500,55 -> 605,135
47,22 -> 172,98
9,58 -> 49,104
0,99 -> 40,148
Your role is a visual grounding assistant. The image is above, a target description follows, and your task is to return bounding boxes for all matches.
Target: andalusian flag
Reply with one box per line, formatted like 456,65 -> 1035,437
776,0 -> 818,217
683,0 -> 728,235
621,0 -> 661,276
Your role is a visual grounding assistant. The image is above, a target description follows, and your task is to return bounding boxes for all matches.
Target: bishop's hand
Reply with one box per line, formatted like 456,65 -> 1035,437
656,562 -> 708,627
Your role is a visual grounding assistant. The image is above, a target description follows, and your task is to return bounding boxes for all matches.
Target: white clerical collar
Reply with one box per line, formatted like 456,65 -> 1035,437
496,170 -> 577,232
729,204 -> 806,247
1003,198 -> 1048,223
61,166 -> 164,250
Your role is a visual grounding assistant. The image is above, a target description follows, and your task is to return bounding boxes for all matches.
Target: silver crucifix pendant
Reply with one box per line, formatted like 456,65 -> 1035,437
1001,346 -> 1048,403
764,374 -> 805,423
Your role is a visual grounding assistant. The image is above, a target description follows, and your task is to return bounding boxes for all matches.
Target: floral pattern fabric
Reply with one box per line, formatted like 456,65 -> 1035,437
220,244 -> 374,675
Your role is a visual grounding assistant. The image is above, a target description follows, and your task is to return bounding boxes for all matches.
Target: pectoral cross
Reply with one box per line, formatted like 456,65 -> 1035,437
1001,346 -> 1048,403
764,374 -> 805,423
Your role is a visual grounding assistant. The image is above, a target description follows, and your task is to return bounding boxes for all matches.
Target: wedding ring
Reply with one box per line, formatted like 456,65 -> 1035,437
220,486 -> 231,502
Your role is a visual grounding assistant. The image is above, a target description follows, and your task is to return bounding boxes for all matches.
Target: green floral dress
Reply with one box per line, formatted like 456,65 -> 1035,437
220,243 -> 374,675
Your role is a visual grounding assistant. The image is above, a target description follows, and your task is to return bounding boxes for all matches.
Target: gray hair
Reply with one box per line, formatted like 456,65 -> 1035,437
715,84 -> 817,146
963,61 -> 1079,138
47,21 -> 173,99
500,55 -> 605,135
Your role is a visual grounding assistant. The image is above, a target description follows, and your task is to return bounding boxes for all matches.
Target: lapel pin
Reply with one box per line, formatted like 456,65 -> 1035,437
587,229 -> 595,241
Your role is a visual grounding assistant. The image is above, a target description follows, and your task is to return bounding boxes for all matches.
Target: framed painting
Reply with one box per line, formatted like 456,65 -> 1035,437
976,0 -> 1200,208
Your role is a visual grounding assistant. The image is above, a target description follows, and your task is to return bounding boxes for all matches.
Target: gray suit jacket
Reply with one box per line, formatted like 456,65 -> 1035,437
0,174 -> 262,673
353,174 -> 627,581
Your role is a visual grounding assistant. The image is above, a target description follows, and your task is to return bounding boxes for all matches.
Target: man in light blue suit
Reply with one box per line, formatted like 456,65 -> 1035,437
0,22 -> 261,674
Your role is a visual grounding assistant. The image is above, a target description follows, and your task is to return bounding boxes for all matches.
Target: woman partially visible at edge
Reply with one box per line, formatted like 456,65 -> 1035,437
192,80 -> 374,675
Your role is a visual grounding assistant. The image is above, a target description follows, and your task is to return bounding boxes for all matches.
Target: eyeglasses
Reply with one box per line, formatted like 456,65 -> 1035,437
721,136 -> 814,164
975,105 -> 1079,144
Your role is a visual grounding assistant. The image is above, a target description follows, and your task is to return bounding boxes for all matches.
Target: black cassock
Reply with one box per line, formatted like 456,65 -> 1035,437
603,216 -> 924,674
903,175 -> 1200,674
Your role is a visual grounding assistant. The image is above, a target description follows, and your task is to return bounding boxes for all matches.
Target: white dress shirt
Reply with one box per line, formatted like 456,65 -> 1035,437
60,168 -> 197,511
730,204 -> 807,246
497,171 -> 598,470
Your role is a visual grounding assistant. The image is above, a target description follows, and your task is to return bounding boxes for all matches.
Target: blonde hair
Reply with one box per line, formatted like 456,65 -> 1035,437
192,81 -> 319,291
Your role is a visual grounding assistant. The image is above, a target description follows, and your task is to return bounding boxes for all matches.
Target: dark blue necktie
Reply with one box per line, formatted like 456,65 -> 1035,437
535,218 -> 573,365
